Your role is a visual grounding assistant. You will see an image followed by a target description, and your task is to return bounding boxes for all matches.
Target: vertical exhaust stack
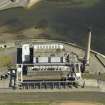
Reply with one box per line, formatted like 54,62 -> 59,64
85,28 -> 92,65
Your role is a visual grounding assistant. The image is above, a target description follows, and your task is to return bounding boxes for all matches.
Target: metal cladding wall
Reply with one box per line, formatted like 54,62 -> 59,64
17,48 -> 22,64
17,48 -> 33,64
51,57 -> 61,63
33,57 -> 66,63
30,48 -> 33,63
22,44 -> 30,63
38,57 -> 49,63
23,65 -> 28,75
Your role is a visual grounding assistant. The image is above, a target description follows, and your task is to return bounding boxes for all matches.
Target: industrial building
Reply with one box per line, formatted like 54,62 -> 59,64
12,42 -> 83,89
9,33 -> 92,89
8,29 -> 105,89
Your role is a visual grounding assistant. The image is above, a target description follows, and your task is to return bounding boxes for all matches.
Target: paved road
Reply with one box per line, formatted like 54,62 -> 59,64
0,91 -> 105,103
0,79 -> 105,103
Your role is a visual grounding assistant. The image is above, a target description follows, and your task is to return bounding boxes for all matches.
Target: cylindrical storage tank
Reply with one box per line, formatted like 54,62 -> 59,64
51,57 -> 61,63
38,57 -> 48,63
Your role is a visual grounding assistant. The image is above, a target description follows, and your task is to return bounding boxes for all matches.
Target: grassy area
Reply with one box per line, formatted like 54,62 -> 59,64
0,47 -> 15,51
0,0 -> 105,54
0,48 -> 9,51
82,73 -> 105,81
0,48 -> 4,51
0,56 -> 12,68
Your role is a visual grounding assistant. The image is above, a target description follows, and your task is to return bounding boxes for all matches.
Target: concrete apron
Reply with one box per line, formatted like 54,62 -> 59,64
85,79 -> 105,92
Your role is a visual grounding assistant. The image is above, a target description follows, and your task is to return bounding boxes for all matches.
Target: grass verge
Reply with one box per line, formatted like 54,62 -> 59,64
0,56 -> 12,68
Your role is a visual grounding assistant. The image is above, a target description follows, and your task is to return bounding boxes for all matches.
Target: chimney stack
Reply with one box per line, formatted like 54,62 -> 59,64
85,28 -> 92,65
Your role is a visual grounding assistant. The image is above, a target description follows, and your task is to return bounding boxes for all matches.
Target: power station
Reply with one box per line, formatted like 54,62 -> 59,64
9,30 -> 93,89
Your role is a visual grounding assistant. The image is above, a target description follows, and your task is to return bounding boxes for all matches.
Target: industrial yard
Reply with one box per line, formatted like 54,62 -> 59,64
0,37 -> 105,89
0,33 -> 105,104
0,0 -> 105,105
0,32 -> 105,104
0,36 -> 104,104
0,30 -> 105,88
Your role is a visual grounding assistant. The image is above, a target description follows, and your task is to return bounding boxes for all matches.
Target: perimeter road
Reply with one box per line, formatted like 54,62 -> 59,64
0,91 -> 105,104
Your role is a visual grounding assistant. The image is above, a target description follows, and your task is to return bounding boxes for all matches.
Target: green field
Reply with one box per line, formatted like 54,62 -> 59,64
0,0 -> 105,54
0,56 -> 12,68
